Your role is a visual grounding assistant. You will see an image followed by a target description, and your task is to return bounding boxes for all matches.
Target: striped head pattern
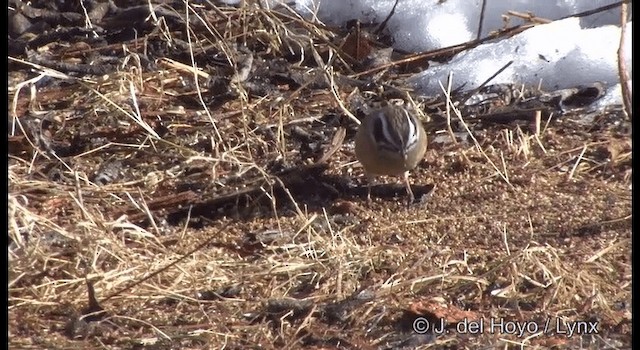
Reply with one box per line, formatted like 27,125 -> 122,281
370,105 -> 420,159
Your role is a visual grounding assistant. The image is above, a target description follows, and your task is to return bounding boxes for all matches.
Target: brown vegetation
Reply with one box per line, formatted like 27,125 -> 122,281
9,1 -> 631,349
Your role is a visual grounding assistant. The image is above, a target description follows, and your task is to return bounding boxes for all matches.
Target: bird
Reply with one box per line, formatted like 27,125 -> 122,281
354,104 -> 428,203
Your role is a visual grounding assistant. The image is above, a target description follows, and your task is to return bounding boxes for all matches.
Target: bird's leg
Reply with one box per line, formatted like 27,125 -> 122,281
365,173 -> 375,203
403,171 -> 415,204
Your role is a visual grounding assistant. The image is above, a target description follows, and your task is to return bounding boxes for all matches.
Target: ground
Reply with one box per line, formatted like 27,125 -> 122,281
8,1 -> 631,349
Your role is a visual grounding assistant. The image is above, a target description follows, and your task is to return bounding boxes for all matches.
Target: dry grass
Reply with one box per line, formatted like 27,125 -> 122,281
8,1 -> 631,349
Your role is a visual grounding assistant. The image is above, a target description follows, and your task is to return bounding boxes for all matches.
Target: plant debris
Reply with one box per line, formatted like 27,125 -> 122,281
9,1 -> 631,349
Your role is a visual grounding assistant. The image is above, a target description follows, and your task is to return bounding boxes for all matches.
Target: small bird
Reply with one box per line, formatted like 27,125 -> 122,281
355,104 -> 428,203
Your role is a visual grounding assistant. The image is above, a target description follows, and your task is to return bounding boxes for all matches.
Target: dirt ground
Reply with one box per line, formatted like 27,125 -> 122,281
8,1 -> 631,349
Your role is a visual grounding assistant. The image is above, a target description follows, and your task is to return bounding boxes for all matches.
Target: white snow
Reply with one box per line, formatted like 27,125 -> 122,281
265,0 -> 632,109
409,17 -> 632,97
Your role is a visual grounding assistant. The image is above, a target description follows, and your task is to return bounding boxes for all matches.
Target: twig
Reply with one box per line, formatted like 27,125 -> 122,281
438,81 -> 513,187
459,60 -> 514,106
374,0 -> 399,35
617,1 -> 631,119
350,26 -> 528,79
184,1 -> 225,152
506,11 -> 552,24
444,72 -> 458,144
567,145 -> 587,180
477,0 -> 487,40
322,50 -> 360,125
559,1 -> 627,20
